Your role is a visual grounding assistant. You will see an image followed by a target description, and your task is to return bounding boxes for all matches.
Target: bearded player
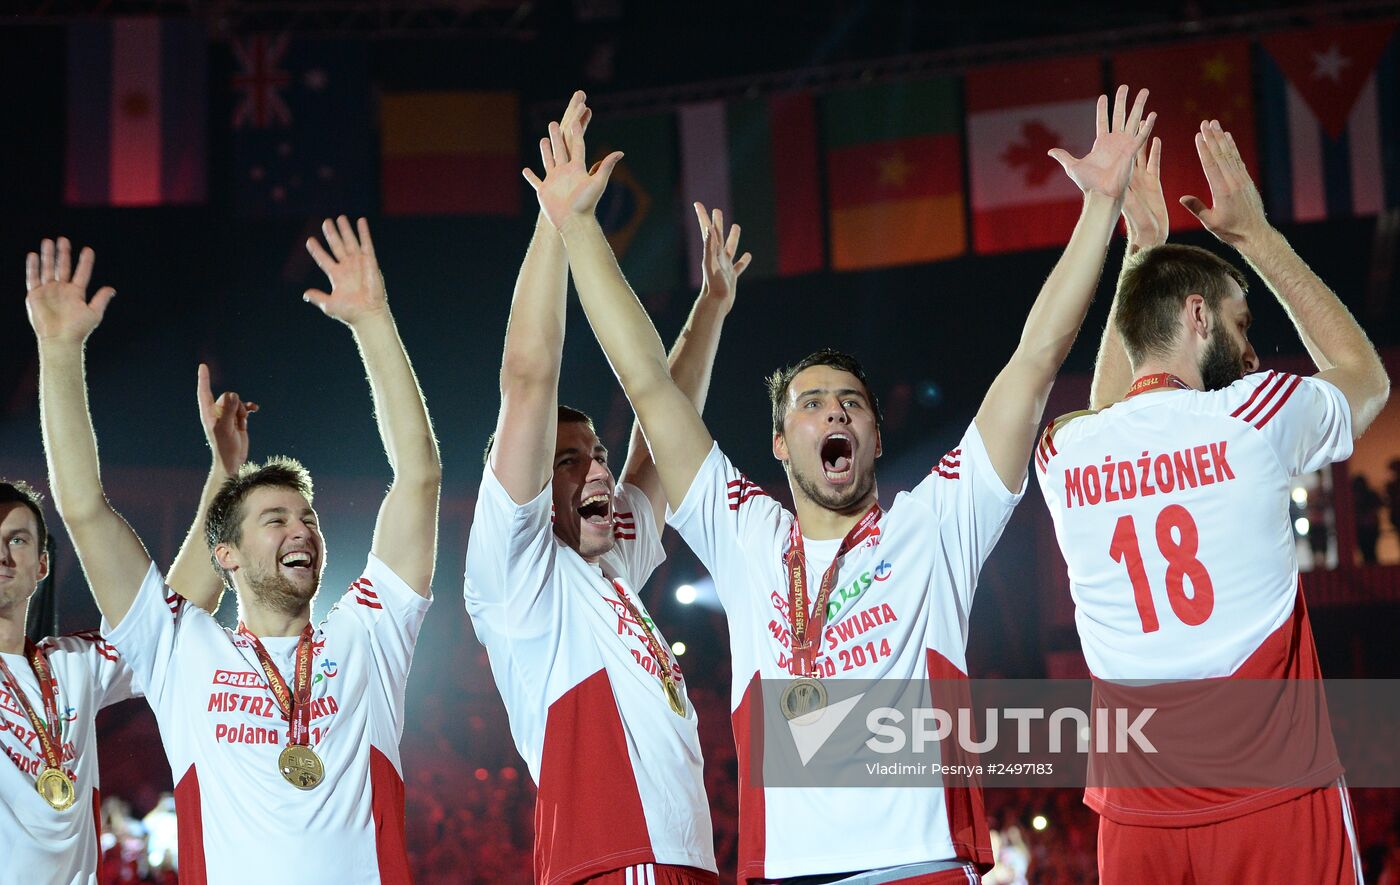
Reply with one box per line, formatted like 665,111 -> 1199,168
465,91 -> 744,884
1,355 -> 255,883
526,89 -> 1154,881
28,222 -> 440,885
1035,122 -> 1388,883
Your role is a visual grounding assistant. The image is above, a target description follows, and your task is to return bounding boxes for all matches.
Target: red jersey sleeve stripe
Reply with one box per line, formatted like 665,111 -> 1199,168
933,468 -> 961,480
355,597 -> 384,610
1229,370 -> 1278,417
1253,374 -> 1303,429
1240,372 -> 1295,424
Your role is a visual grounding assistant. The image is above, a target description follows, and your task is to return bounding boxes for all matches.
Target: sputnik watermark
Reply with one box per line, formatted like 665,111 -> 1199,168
862,705 -> 1157,755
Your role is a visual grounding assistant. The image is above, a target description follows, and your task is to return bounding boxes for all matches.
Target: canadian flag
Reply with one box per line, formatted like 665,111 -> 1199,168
966,56 -> 1100,255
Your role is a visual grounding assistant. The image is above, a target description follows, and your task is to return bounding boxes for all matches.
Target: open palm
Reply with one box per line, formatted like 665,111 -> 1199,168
1050,85 -> 1156,201
25,238 -> 116,344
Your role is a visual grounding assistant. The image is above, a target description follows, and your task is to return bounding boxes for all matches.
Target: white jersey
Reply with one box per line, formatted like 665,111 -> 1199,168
464,467 -> 715,885
104,555 -> 430,885
0,633 -> 135,885
1036,371 -> 1353,823
667,422 -> 1022,881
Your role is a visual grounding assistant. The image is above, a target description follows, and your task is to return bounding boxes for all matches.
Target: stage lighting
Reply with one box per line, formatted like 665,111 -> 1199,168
676,584 -> 697,605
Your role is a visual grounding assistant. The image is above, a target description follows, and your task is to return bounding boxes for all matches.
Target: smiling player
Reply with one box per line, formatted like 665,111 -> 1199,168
528,88 -> 1155,882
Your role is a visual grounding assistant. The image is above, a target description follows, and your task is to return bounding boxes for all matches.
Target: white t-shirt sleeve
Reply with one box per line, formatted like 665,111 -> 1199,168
667,442 -> 786,612
463,464 -> 561,639
607,482 -> 667,588
101,562 -> 189,710
67,631 -> 140,708
904,420 -> 1024,612
1226,372 -> 1353,475
328,553 -> 432,690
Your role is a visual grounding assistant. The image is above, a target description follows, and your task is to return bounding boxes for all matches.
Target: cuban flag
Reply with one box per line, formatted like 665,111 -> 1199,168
1258,21 -> 1399,222
65,18 -> 207,207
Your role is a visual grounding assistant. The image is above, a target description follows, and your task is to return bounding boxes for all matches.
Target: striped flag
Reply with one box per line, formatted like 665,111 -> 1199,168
65,18 -> 207,207
821,77 -> 967,271
1258,21 -> 1399,222
966,55 -> 1100,255
380,91 -> 520,216
678,93 -> 824,284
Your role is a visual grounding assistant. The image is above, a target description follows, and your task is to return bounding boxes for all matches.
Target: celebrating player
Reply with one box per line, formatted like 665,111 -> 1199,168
526,88 -> 1154,881
1036,122 -> 1389,883
1,351 -> 253,882
28,222 -> 441,884
465,91 -> 742,884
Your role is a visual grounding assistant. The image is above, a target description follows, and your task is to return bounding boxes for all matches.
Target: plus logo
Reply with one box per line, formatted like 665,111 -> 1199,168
873,560 -> 894,582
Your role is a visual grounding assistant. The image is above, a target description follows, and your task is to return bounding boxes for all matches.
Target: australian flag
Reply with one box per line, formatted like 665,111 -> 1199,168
230,34 -> 373,217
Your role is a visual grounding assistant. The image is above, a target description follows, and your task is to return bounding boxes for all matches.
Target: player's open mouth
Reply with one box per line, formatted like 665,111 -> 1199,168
577,493 -> 612,526
279,550 -> 316,573
820,433 -> 853,484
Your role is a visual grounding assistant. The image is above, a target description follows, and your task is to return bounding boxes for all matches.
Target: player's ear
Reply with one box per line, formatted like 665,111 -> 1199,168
214,543 -> 240,575
1183,293 -> 1210,340
35,550 -> 49,583
874,428 -> 883,459
772,430 -> 789,463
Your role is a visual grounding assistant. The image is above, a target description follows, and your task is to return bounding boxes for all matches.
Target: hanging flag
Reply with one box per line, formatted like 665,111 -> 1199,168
966,55 -> 1101,255
65,18 -> 207,207
821,77 -> 966,271
679,92 -> 824,283
380,90 -> 520,216
1112,39 -> 1258,231
1259,21 -> 1399,222
230,35 -> 373,217
587,111 -> 682,294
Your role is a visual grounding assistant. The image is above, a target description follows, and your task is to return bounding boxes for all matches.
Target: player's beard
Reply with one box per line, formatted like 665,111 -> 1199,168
576,523 -> 617,561
789,458 -> 877,516
1199,323 -> 1245,391
247,567 -> 319,616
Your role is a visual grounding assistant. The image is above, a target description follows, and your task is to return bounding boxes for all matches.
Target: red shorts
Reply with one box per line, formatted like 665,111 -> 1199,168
580,864 -> 720,885
1097,780 -> 1364,884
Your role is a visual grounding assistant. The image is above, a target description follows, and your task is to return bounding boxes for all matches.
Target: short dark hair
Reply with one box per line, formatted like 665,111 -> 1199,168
765,348 -> 882,435
205,457 -> 314,584
1115,244 -> 1249,366
0,480 -> 47,550
482,405 -> 597,465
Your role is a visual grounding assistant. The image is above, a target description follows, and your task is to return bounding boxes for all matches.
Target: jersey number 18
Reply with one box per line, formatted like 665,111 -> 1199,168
1108,504 -> 1214,633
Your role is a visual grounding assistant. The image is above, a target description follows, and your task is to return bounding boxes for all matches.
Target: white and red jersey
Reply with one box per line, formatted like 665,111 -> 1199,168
463,468 -> 716,885
1036,370 -> 1353,824
0,632 -> 134,885
667,422 -> 1022,881
103,555 -> 430,885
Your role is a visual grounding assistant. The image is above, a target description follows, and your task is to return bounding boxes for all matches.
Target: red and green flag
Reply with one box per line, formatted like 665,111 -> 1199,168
821,77 -> 967,271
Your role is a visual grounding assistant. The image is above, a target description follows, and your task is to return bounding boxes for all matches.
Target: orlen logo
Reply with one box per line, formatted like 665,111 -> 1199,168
873,560 -> 893,582
212,670 -> 264,689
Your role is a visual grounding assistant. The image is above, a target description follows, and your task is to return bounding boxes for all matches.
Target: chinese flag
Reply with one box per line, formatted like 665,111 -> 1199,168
1112,39 -> 1258,231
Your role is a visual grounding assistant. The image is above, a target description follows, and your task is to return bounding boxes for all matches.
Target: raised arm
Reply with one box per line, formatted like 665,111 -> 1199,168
26,239 -> 152,628
523,105 -> 715,510
1090,135 -> 1167,411
166,364 -> 257,613
619,202 -> 751,530
491,91 -> 591,505
975,86 -> 1156,491
1180,120 -> 1389,435
304,218 -> 441,595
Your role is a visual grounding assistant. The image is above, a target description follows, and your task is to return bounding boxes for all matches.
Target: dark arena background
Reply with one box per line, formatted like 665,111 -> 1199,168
4,1 -> 1400,881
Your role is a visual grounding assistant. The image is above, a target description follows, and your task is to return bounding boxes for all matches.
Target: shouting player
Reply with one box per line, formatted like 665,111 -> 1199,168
527,89 -> 1154,881
1,351 -> 254,883
28,222 -> 441,884
466,91 -> 743,884
1036,122 -> 1389,883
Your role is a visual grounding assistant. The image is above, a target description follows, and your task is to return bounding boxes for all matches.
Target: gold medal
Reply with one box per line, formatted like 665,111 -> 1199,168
779,677 -> 829,721
36,767 -> 76,811
664,679 -> 686,717
278,744 -> 325,790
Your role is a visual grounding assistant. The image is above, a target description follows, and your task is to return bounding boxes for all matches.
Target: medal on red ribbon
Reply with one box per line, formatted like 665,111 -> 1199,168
238,623 -> 324,790
779,503 -> 882,720
610,580 -> 686,716
0,641 -> 76,810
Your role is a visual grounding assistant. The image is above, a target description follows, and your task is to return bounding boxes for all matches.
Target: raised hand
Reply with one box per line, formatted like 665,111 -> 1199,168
197,363 -> 258,476
24,238 -> 117,345
1122,136 -> 1169,255
1049,85 -> 1156,202
304,216 -> 387,325
693,202 -> 752,315
1179,120 -> 1270,247
522,90 -> 624,231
